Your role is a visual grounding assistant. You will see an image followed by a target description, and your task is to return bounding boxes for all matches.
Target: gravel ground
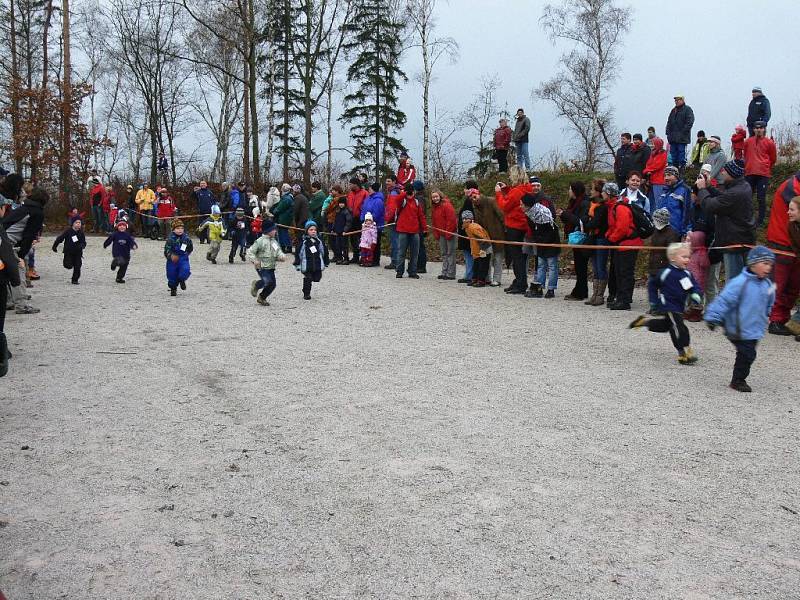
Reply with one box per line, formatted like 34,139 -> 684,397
1,234 -> 798,600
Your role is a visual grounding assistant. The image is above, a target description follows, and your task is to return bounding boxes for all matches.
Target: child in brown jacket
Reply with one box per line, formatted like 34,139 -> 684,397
461,210 -> 492,287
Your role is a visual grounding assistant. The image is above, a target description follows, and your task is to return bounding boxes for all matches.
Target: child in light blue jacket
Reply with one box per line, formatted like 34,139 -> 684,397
704,246 -> 776,392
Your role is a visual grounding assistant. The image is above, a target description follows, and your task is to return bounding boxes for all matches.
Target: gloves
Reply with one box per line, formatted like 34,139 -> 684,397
690,293 -> 702,305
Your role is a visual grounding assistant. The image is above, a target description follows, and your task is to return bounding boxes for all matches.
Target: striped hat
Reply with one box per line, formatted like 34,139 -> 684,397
723,159 -> 745,179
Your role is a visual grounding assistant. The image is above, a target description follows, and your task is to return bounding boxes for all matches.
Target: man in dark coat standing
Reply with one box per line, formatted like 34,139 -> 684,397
665,94 -> 695,176
747,87 -> 771,136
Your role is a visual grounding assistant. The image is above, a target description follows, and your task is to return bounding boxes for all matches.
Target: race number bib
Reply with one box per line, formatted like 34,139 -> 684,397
71,235 -> 79,243
180,243 -> 187,252
679,277 -> 693,291
309,246 -> 317,254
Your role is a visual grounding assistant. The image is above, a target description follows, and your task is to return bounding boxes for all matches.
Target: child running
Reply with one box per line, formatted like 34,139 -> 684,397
103,219 -> 138,283
359,212 -> 378,266
704,246 -> 776,392
229,207 -> 249,263
164,219 -> 193,296
296,220 -> 327,300
247,221 -> 286,306
629,242 -> 703,365
197,205 -> 226,264
52,216 -> 86,285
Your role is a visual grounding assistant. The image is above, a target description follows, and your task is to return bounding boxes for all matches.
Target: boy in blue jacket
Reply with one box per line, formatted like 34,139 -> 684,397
52,216 -> 87,284
630,242 -> 702,365
704,246 -> 776,392
103,219 -> 138,283
295,220 -> 327,300
164,219 -> 193,296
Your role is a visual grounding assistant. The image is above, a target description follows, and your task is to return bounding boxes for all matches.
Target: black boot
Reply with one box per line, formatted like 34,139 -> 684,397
0,332 -> 8,377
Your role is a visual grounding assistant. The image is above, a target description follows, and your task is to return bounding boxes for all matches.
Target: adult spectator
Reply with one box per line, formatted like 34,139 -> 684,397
292,183 -> 310,257
643,137 -> 667,207
0,193 -> 21,376
629,133 -> 650,176
495,165 -> 532,294
620,171 -> 650,214
412,180 -> 428,273
513,108 -> 532,171
697,159 -> 754,280
645,126 -> 657,150
346,178 -> 368,262
743,121 -> 777,227
357,172 -> 370,190
430,189 -> 458,280
383,175 -> 403,270
309,181 -> 326,230
456,183 -> 477,283
558,181 -> 591,301
125,185 -> 137,234
361,183 -> 385,266
272,184 -> 294,253
704,136 -> 728,183
471,185 -> 505,287
89,177 -> 107,233
766,168 -> 800,335
665,94 -> 695,175
2,183 -> 46,315
747,87 -> 771,136
656,166 -> 692,236
605,182 -> 642,311
394,181 -> 427,279
194,181 -> 216,243
135,182 -> 156,235
493,118 -> 513,173
613,132 -> 634,189
689,130 -> 710,168
397,152 -> 416,186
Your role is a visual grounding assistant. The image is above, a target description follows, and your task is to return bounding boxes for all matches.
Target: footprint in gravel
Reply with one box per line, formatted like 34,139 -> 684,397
20,445 -> 31,450
223,510 -> 234,517
172,539 -> 185,547
226,463 -> 240,472
157,504 -> 175,512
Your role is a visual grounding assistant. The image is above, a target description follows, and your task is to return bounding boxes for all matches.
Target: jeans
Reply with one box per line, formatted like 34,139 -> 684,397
388,227 -> 398,266
613,249 -> 638,305
516,142 -> 531,170
669,143 -> 687,167
490,249 -> 504,284
255,268 -> 277,299
396,232 -> 420,276
333,234 -> 347,261
592,237 -> 610,280
723,251 -> 746,282
731,339 -> 758,382
438,236 -> 456,278
91,205 -> 107,233
649,185 -> 665,213
536,255 -> 559,290
463,251 -> 474,280
745,174 -> 770,226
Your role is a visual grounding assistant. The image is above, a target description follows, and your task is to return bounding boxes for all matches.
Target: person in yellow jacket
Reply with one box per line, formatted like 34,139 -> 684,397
197,205 -> 227,264
135,183 -> 156,232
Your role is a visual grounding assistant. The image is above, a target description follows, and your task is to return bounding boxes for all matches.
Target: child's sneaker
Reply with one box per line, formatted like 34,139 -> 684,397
170,286 -> 177,296
250,280 -> 259,297
116,278 -> 125,284
678,348 -> 698,365
256,296 -> 269,306
524,284 -> 543,298
629,315 -> 648,329
179,281 -> 186,290
206,252 -> 212,262
729,379 -> 752,392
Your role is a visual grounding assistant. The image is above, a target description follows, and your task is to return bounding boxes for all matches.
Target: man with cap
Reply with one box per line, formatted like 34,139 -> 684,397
193,181 -> 216,244
665,94 -> 695,176
743,121 -> 777,227
655,166 -> 692,236
704,136 -> 728,183
689,130 -> 710,168
747,87 -> 771,136
696,159 -> 755,281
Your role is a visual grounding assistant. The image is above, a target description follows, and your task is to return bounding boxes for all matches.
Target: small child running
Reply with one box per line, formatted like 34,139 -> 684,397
229,207 -> 249,263
52,216 -> 86,284
704,246 -> 776,392
296,220 -> 327,300
247,221 -> 286,306
103,219 -> 138,283
164,219 -> 193,296
629,242 -> 703,365
197,205 -> 226,264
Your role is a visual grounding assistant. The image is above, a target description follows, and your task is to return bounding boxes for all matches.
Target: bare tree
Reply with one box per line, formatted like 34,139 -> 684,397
457,73 -> 507,178
534,0 -> 632,170
405,0 -> 457,182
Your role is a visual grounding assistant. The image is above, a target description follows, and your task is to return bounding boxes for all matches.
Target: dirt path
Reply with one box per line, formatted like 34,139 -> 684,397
1,234 -> 798,599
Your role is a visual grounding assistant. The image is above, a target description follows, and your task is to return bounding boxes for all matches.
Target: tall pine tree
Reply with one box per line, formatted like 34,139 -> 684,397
340,0 -> 407,181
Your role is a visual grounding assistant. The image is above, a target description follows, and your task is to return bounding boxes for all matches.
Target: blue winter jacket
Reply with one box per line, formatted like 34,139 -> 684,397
230,188 -> 242,209
656,181 -> 692,235
361,191 -> 386,230
704,268 -> 776,341
656,264 -> 701,313
195,188 -> 216,215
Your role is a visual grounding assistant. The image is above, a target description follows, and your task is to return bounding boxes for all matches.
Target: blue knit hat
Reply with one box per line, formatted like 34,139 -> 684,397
746,245 -> 775,266
723,159 -> 745,178
304,220 -> 318,230
412,180 -> 425,191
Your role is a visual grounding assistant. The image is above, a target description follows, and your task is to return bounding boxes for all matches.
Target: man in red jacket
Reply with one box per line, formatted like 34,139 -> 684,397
394,182 -> 427,278
605,182 -> 643,310
766,169 -> 800,335
346,177 -> 368,263
743,121 -> 777,226
493,118 -> 513,173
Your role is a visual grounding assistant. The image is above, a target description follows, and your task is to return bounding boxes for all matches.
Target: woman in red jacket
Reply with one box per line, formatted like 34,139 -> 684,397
431,190 -> 457,280
605,182 -> 642,310
643,137 -> 667,210
495,164 -> 533,294
767,171 -> 800,335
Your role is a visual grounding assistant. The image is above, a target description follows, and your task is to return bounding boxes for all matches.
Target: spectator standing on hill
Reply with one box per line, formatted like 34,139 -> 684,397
656,167 -> 692,236
513,109 -> 532,171
747,87 -> 771,136
644,137 -> 667,207
665,94 -> 695,176
614,132 -> 634,189
629,134 -> 651,177
743,121 -> 777,227
495,165 -> 533,294
493,118 -> 513,173
645,126 -> 657,150
704,136 -> 728,183
689,130 -> 710,168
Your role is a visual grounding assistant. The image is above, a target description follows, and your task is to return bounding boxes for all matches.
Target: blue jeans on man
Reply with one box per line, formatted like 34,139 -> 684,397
723,250 -> 746,281
669,143 -> 687,167
395,232 -> 420,276
516,142 -> 531,170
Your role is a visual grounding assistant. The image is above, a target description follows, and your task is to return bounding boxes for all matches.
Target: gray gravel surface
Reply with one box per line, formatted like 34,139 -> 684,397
1,235 -> 799,599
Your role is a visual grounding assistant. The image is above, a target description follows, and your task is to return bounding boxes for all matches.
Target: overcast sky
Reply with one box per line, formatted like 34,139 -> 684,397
385,0 -> 800,173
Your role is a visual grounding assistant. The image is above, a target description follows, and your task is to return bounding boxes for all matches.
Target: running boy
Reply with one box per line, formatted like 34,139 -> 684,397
103,219 -> 138,283
197,205 -> 226,264
164,219 -> 193,296
52,216 -> 86,284
296,220 -> 327,299
229,207 -> 249,263
247,221 -> 286,306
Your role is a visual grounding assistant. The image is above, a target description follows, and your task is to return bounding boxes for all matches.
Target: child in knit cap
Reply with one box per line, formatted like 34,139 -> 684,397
295,220 -> 327,299
228,207 -> 249,263
630,242 -> 703,365
646,208 -> 681,314
731,125 -> 746,161
461,210 -> 492,287
103,219 -> 138,283
247,221 -> 286,306
704,245 -> 776,392
52,216 -> 87,284
359,212 -> 378,267
164,219 -> 193,296
197,205 -> 226,264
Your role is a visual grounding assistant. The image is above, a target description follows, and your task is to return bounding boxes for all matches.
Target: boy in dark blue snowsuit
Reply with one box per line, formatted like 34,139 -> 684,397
164,219 -> 193,296
228,207 -> 249,263
103,219 -> 138,283
52,216 -> 87,284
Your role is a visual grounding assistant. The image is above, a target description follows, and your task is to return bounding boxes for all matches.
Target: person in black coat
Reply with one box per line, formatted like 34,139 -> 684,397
747,87 -> 771,136
614,133 -> 634,189
558,181 -> 592,300
0,195 -> 21,376
52,216 -> 87,284
665,95 -> 695,172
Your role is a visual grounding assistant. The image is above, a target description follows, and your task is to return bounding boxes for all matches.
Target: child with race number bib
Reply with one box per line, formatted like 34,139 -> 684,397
197,205 -> 226,264
164,219 -> 193,296
247,221 -> 286,306
52,216 -> 87,284
103,219 -> 138,283
630,242 -> 703,365
296,220 -> 327,300
229,207 -> 249,263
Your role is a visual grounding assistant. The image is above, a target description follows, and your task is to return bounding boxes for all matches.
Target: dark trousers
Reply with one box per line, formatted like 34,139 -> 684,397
229,237 -> 246,261
473,255 -> 490,282
0,282 -> 6,333
745,174 -> 770,226
646,312 -> 690,353
505,227 -> 527,290
333,234 -> 347,261
731,339 -> 758,382
372,229 -> 383,266
255,268 -> 277,299
417,233 -> 427,272
608,250 -> 617,298
64,253 -> 82,283
198,217 -> 209,243
113,256 -> 130,280
613,249 -> 638,304
302,271 -> 322,295
396,232 -> 420,276
571,248 -> 591,298
349,224 -> 361,261
496,148 -> 509,173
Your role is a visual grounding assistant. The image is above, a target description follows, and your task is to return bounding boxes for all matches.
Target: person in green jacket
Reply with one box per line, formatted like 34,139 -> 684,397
308,181 -> 326,227
271,184 -> 294,252
247,221 -> 286,306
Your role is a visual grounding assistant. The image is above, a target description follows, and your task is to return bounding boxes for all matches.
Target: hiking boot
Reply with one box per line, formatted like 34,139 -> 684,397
472,280 -> 486,287
564,289 -> 585,300
228,257 -> 234,263
179,281 -> 187,290
303,294 -> 311,300
116,278 -> 125,284
458,278 -> 472,284
729,379 -> 752,392
678,348 -> 698,365
408,273 -> 420,279
507,287 -> 525,295
170,287 -> 177,296
785,320 -> 800,336
768,322 -> 793,336
544,289 -> 555,299
206,252 -> 212,262
211,258 -> 217,264
396,273 -> 403,278
629,315 -> 648,329
257,296 -> 269,306
608,301 -> 631,310
71,280 -> 80,285
384,263 -> 396,270
250,280 -> 259,297
589,280 -> 607,306
524,284 -> 543,298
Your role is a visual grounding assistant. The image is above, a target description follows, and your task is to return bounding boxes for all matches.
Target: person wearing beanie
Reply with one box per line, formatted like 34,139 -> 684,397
665,94 -> 694,176
51,216 -> 87,284
247,220 -> 286,306
394,181 -> 428,279
456,182 -> 477,283
655,166 -> 691,236
358,212 -> 378,266
346,178 -> 369,262
164,219 -> 193,296
471,186 -> 505,287
295,220 -> 327,299
689,130 -> 709,168
697,158 -> 754,280
629,133 -> 651,177
523,199 -> 560,298
103,219 -> 138,283
272,184 -> 295,253
197,204 -> 227,264
704,136 -> 728,183
743,121 -> 777,226
331,192 -> 353,264
646,208 -> 681,313
704,245 -> 776,392
630,242 -> 702,365
227,206 -> 249,263
360,183 -> 386,266
643,136 -> 668,207
605,180 -> 642,310
461,210 -> 493,287
613,132 -> 634,189
430,189 -> 458,280
747,87 -> 771,136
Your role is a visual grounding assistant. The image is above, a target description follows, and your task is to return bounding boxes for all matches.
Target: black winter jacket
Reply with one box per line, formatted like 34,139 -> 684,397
698,178 -> 755,248
665,104 -> 695,144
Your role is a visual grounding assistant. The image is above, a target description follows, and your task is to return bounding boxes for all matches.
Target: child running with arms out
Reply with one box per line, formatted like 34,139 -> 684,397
103,219 -> 138,283
164,219 -> 193,296
629,242 -> 703,365
247,221 -> 286,306
703,246 -> 776,392
296,220 -> 328,299
52,216 -> 86,284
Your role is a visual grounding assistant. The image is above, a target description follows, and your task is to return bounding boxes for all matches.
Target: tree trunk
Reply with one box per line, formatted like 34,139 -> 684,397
247,0 -> 260,188
60,0 -> 72,204
421,24 -> 430,183
282,0 -> 290,182
242,56 -> 251,183
32,0 -> 55,182
9,0 -> 23,174
325,79 -> 333,186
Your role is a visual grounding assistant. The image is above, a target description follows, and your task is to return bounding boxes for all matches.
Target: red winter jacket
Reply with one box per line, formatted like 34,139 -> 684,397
397,160 -> 416,186
90,182 -> 106,209
606,199 -> 642,248
384,190 -> 402,224
346,188 -> 368,223
743,135 -> 777,177
102,190 -> 114,213
495,183 -> 532,231
731,129 -> 746,160
766,173 -> 800,251
395,194 -> 427,234
431,198 -> 457,240
156,196 -> 176,219
643,138 -> 667,185
493,126 -> 512,150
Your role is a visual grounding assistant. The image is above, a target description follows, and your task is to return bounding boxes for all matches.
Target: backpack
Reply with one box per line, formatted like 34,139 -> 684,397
627,202 -> 655,239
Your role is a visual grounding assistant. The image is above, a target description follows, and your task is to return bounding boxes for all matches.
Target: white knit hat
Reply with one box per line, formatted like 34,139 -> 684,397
364,212 -> 374,221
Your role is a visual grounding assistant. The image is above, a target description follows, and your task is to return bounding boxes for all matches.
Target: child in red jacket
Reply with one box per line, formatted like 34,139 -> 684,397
731,125 -> 746,160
